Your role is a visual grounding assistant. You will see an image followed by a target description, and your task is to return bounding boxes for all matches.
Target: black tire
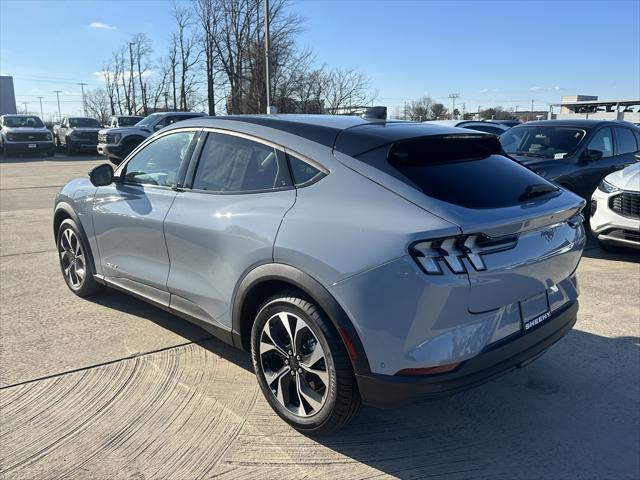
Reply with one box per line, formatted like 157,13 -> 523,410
251,294 -> 361,435
120,140 -> 139,160
65,139 -> 76,156
56,219 -> 103,297
47,149 -> 55,157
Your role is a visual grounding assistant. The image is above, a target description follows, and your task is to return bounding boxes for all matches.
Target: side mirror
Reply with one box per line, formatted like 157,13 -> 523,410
89,163 -> 114,187
635,152 -> 640,161
581,149 -> 603,163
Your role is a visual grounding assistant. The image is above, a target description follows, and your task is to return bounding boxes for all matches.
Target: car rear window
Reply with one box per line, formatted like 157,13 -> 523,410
356,135 -> 558,209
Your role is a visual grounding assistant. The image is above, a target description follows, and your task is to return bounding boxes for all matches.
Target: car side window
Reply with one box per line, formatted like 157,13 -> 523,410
586,128 -> 614,159
288,154 -> 323,185
192,133 -> 283,192
615,127 -> 638,155
122,131 -> 196,187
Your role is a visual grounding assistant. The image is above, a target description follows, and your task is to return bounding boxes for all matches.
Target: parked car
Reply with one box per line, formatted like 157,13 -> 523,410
492,120 -> 522,128
54,115 -> 586,434
500,120 -> 640,200
590,159 -> 640,250
424,119 -> 511,135
54,117 -> 103,154
0,114 -> 54,157
97,111 -> 206,165
106,115 -> 144,128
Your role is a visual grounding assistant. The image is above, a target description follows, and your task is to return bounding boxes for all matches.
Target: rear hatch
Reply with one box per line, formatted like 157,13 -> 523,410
342,132 -> 586,312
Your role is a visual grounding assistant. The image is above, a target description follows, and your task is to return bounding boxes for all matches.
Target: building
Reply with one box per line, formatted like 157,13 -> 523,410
553,95 -> 640,123
0,76 -> 17,115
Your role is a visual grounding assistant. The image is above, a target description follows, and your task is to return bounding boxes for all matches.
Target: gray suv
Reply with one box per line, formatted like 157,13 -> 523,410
97,111 -> 205,165
54,115 -> 586,433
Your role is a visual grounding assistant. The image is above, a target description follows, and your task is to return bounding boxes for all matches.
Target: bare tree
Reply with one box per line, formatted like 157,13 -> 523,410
406,96 -> 434,121
131,33 -> 153,115
85,89 -> 112,124
193,0 -> 219,115
322,68 -> 375,114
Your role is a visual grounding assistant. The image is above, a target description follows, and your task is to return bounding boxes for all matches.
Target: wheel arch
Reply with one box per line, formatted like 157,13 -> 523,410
53,202 -> 98,274
232,263 -> 371,375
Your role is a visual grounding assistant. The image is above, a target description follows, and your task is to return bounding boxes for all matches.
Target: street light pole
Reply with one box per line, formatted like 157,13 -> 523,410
53,90 -> 62,122
37,96 -> 44,118
448,93 -> 459,120
77,83 -> 88,116
264,0 -> 271,114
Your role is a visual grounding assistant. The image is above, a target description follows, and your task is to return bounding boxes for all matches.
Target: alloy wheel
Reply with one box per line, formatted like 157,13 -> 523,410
259,311 -> 330,417
59,228 -> 85,289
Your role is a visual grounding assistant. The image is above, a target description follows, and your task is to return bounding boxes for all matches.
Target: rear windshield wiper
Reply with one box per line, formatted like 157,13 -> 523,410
518,183 -> 559,202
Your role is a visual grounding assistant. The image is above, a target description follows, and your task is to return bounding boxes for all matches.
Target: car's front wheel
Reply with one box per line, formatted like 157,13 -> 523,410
57,219 -> 102,297
251,295 -> 361,435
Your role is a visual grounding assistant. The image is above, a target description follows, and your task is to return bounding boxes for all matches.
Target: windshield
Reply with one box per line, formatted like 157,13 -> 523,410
136,113 -> 163,127
69,118 -> 101,128
3,116 -> 44,128
500,126 -> 587,159
118,116 -> 143,126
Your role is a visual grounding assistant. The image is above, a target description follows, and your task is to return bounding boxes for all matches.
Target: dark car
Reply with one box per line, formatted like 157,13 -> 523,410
500,120 -> 640,200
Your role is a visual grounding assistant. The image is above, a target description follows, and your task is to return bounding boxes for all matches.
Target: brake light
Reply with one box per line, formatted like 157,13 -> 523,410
411,234 -> 517,275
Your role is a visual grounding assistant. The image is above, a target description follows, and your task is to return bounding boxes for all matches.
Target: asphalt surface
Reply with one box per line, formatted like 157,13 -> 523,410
0,153 -> 638,480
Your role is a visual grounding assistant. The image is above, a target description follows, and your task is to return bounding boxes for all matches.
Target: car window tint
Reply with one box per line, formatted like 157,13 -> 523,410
288,154 -> 322,185
587,128 -> 614,158
123,131 -> 195,187
356,135 -> 558,209
615,128 -> 638,155
193,133 -> 279,192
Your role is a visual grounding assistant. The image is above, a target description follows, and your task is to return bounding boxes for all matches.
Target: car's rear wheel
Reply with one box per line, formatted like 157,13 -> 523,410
57,219 -> 102,297
251,295 -> 361,435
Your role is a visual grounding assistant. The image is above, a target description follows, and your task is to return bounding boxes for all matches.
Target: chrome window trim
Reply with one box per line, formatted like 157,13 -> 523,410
113,127 -> 202,187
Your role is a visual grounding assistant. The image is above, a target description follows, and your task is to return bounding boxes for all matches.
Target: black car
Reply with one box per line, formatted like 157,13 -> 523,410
500,120 -> 640,200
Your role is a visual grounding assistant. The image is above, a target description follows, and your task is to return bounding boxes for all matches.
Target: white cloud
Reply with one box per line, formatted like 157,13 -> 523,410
480,88 -> 498,93
529,85 -> 564,92
89,21 -> 117,30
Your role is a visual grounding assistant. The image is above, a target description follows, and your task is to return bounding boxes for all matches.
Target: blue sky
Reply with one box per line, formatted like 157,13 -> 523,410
1,0 -> 638,119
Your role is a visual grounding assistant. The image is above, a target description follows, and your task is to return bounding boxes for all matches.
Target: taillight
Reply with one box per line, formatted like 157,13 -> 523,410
411,234 -> 517,275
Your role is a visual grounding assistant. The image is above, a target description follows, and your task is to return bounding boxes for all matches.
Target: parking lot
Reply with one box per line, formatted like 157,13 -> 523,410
0,153 -> 638,479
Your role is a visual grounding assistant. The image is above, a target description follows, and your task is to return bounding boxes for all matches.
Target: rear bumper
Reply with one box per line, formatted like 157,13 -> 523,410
356,300 -> 578,407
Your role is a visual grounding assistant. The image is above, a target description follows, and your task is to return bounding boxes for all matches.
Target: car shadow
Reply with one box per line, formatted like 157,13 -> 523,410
1,153 -> 100,163
86,288 -> 638,478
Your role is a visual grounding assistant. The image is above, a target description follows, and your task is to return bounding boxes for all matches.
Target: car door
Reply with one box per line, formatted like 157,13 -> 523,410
163,131 -> 296,329
572,127 -> 616,198
92,129 -> 198,303
613,126 -> 639,168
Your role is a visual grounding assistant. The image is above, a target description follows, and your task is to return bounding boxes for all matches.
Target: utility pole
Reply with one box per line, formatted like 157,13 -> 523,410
23,102 -> 28,114
129,41 -> 136,115
77,83 -> 88,117
53,90 -> 63,122
36,96 -> 44,118
530,99 -> 534,121
264,0 -> 271,114
462,102 -> 466,119
448,93 -> 459,120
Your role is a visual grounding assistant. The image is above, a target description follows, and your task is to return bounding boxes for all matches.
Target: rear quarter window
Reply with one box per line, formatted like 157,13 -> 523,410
356,134 -> 558,209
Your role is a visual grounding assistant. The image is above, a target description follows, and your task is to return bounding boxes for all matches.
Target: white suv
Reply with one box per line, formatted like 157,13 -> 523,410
591,160 -> 640,250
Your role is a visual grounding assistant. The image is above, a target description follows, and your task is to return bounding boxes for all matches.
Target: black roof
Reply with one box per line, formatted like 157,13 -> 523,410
209,114 -> 474,156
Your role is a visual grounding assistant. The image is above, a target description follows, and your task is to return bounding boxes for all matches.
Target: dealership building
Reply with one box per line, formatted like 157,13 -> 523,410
0,75 -> 17,115
552,95 -> 640,123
